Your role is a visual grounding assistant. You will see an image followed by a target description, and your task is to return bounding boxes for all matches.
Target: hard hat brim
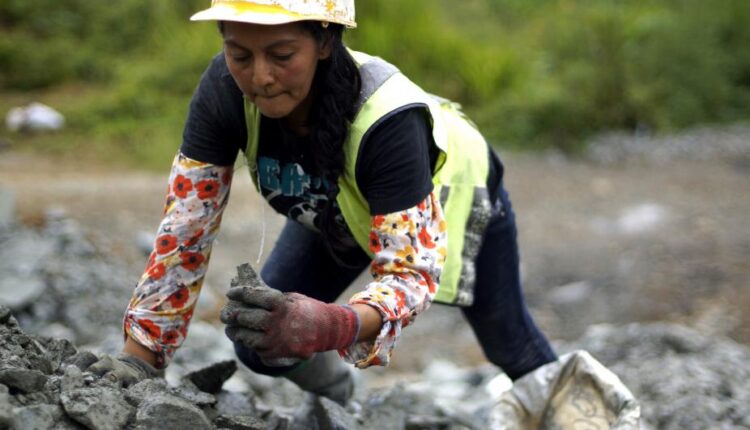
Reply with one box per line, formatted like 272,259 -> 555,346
190,3 -> 356,28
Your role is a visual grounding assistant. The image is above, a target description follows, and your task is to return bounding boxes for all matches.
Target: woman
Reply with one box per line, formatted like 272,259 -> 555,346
89,0 -> 557,404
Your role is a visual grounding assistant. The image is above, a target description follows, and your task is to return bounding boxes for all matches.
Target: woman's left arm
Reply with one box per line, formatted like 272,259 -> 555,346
342,192 -> 447,368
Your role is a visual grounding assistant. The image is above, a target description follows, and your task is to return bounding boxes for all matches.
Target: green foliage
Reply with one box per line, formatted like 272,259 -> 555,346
0,0 -> 221,167
0,0 -> 158,88
483,0 -> 750,149
2,0 -> 750,165
348,0 -> 520,105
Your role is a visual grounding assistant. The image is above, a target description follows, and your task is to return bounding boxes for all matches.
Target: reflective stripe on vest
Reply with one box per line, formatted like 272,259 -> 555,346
243,50 -> 491,306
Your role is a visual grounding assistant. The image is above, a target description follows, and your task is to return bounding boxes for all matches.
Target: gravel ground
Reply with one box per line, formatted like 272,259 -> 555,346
0,123 -> 748,376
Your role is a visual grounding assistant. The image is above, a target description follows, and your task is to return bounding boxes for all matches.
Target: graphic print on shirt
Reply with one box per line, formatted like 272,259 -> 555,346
257,155 -> 331,231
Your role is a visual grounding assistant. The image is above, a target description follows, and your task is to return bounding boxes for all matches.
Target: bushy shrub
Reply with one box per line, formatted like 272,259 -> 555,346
469,0 -> 750,149
0,0 -> 159,88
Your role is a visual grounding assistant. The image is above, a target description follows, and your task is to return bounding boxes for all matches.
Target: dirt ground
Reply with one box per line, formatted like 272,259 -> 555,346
1,148 -> 748,377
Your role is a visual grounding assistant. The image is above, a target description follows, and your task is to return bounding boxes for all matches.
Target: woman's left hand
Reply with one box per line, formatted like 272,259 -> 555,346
87,353 -> 163,387
220,286 -> 360,361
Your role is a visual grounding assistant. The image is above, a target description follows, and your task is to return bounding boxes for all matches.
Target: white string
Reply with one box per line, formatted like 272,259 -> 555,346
256,199 -> 266,265
230,155 -> 266,265
254,164 -> 266,265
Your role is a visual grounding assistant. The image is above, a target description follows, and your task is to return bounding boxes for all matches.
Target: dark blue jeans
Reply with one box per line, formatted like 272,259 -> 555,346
234,184 -> 557,380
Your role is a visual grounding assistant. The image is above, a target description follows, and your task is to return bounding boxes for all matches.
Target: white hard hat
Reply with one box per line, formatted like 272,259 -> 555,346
191,0 -> 356,28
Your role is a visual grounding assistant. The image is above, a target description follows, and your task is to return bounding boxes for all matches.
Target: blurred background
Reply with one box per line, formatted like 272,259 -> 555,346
1,0 -> 749,379
2,0 -> 750,164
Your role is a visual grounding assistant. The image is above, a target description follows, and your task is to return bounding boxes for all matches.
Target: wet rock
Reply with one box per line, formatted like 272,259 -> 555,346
360,387 -> 408,430
125,377 -> 216,412
12,392 -> 53,409
214,414 -> 266,430
47,416 -> 82,429
246,374 -> 306,414
27,355 -> 54,377
410,362 -> 498,429
167,321 -> 238,384
230,264 -> 265,288
173,380 -> 217,407
2,217 -> 134,346
0,326 -> 52,374
60,386 -> 133,430
314,396 -> 359,430
0,231 -> 55,310
134,393 -> 212,430
215,390 -> 257,417
183,360 -> 237,394
265,414 -> 291,430
11,403 -> 63,430
4,212 -> 749,430
404,415 -> 454,430
0,368 -> 48,394
125,378 -> 170,407
50,225 -> 96,260
282,394 -> 316,430
44,258 -> 131,344
60,366 -> 84,392
62,352 -> 98,372
0,306 -> 11,325
35,337 -> 77,373
568,323 -> 750,430
0,384 -> 12,427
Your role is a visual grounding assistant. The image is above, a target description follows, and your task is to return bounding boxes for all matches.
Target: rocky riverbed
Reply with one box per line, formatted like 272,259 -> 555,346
2,301 -> 750,429
0,212 -> 501,429
1,122 -> 749,429
1,207 -> 750,429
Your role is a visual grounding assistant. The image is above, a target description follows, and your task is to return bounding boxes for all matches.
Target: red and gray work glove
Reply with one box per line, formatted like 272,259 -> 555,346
220,286 -> 360,362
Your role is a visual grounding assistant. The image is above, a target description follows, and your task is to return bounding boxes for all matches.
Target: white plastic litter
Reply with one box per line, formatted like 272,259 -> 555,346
5,102 -> 65,132
490,350 -> 641,429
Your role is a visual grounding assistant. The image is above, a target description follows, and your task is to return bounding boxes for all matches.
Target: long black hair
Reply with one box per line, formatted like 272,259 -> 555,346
220,21 -> 362,261
298,21 -> 361,260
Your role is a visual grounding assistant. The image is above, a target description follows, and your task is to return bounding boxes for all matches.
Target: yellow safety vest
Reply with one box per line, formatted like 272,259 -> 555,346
244,51 -> 491,306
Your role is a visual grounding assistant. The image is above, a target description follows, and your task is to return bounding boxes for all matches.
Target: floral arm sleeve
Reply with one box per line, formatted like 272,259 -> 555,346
123,152 -> 233,368
342,191 -> 447,368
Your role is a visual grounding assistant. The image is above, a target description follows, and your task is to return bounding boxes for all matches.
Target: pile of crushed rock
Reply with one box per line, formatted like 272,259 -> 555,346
567,323 -> 750,430
3,303 -> 750,429
0,207 -> 134,346
0,200 -> 499,429
0,304 -> 498,430
2,198 -> 750,429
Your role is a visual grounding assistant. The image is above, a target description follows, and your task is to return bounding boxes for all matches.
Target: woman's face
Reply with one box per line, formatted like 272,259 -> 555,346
222,21 -> 330,121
